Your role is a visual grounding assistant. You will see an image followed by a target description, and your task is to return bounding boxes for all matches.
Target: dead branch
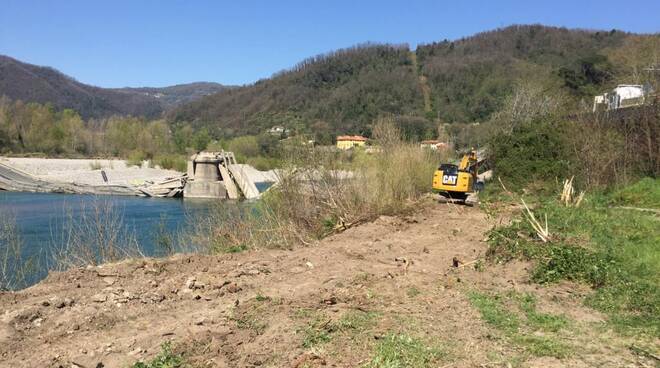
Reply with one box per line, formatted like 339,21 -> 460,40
521,198 -> 550,242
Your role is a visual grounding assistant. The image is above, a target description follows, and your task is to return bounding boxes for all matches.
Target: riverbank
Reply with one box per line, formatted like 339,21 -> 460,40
0,202 -> 653,367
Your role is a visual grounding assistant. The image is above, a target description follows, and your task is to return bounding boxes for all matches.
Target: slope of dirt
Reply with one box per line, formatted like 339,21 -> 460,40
0,202 -> 653,367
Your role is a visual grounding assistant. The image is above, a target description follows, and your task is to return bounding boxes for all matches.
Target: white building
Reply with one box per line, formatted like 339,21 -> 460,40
593,84 -> 651,112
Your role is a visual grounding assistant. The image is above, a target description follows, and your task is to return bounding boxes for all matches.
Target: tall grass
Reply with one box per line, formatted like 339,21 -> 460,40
0,209 -> 38,290
50,198 -> 144,270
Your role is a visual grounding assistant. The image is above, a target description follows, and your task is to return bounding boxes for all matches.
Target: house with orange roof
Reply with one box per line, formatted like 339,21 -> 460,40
336,135 -> 367,150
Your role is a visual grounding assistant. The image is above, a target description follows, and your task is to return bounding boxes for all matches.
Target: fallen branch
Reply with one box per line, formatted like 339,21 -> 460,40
521,198 -> 550,242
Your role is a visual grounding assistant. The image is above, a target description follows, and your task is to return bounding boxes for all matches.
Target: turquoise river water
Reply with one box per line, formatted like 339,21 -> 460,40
0,191 -> 216,288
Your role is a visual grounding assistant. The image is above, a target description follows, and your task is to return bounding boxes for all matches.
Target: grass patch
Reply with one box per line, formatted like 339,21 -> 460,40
297,309 -> 378,349
363,333 -> 445,368
468,291 -> 571,358
131,342 -> 185,368
406,286 -> 421,298
487,178 -> 660,336
230,301 -> 270,335
517,294 -> 568,332
468,292 -> 520,334
609,177 -> 660,209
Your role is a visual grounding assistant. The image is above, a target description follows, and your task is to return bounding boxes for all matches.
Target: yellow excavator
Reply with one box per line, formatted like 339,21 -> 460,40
432,150 -> 484,201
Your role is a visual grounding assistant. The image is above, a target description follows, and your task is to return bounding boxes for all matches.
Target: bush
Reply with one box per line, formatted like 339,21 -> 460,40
246,156 -> 281,171
155,154 -> 188,172
488,120 -> 570,187
127,150 -> 147,167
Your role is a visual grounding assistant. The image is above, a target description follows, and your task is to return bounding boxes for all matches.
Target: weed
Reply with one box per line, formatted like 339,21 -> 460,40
153,214 -> 175,256
131,342 -> 184,368
300,317 -> 334,348
0,210 -> 38,290
517,294 -> 568,333
363,333 -> 445,368
407,287 -> 421,298
255,293 -> 270,302
513,335 -> 570,358
337,310 -> 378,333
468,291 -> 571,358
89,160 -> 102,170
299,310 -> 378,349
468,292 -> 519,333
231,303 -> 268,335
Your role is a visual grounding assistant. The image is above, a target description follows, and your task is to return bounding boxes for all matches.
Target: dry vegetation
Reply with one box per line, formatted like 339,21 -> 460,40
189,118 -> 444,254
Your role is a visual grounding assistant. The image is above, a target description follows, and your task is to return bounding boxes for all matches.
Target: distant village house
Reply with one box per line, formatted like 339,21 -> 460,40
593,84 -> 653,112
336,135 -> 367,150
267,125 -> 289,136
420,140 -> 449,151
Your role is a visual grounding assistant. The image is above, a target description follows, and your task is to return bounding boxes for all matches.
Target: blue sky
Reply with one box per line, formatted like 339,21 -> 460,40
1,0 -> 658,88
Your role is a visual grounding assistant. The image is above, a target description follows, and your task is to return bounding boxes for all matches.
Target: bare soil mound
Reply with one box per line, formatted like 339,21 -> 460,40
0,202 -> 651,367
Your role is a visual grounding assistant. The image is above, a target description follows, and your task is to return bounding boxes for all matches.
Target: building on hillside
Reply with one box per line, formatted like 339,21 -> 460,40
336,135 -> 367,150
593,84 -> 653,112
420,140 -> 450,151
267,125 -> 289,136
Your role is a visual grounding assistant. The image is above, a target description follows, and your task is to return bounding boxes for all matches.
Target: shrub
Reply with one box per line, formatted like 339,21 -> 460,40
155,154 -> 187,172
488,120 -> 570,187
127,150 -> 147,167
131,342 -> 184,368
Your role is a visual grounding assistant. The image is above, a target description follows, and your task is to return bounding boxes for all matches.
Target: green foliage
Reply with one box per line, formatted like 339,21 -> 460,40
468,292 -> 520,333
516,294 -> 568,332
558,54 -> 613,96
131,342 -> 184,368
609,178 -> 660,209
486,180 -> 660,336
192,128 -> 211,151
488,120 -> 570,187
170,44 -> 424,139
154,154 -> 187,172
127,150 -> 147,167
468,291 -> 571,358
363,334 -> 445,368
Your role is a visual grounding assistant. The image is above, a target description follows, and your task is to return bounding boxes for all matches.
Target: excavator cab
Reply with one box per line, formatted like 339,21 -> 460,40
432,150 -> 482,201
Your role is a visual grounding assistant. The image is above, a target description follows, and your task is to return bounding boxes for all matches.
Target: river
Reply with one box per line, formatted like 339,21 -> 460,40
0,192 -> 216,289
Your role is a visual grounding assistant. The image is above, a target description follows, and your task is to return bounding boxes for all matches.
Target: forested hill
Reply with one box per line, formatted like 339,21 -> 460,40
170,25 -> 659,141
0,55 -> 228,119
170,44 -> 423,141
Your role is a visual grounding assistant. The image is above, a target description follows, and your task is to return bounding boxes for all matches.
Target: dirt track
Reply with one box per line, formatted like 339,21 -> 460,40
0,202 -> 651,367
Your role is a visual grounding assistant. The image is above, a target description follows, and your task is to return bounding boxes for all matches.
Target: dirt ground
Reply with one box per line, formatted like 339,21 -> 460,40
0,201 -> 655,368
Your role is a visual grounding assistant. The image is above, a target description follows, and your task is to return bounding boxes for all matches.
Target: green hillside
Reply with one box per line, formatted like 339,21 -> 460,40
169,44 -> 425,143
169,25 -> 659,142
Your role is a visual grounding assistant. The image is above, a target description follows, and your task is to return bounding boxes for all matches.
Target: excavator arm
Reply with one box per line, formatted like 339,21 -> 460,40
457,150 -> 478,171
